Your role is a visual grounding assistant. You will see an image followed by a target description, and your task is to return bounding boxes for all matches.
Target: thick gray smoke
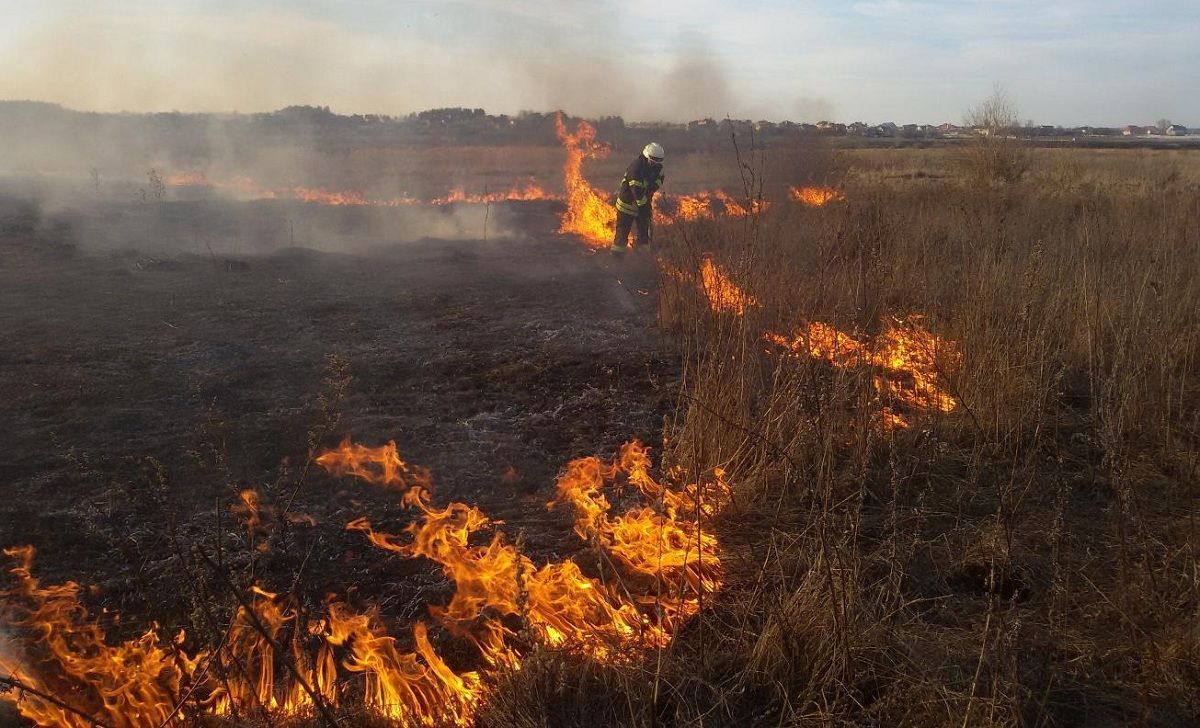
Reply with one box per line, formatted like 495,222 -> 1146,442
513,30 -> 743,122
790,95 -> 836,124
655,44 -> 737,122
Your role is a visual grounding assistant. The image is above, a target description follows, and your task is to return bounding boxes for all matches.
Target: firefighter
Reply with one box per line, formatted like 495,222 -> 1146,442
612,142 -> 665,251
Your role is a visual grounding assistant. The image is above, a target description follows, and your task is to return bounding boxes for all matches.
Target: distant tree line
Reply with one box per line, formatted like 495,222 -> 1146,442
0,101 -> 829,156
0,101 -> 1191,179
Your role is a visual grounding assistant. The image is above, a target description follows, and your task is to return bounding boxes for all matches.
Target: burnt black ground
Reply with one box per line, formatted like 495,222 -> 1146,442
0,196 -> 675,669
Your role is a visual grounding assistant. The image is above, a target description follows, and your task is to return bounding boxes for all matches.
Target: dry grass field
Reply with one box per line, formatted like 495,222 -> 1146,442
629,143 -> 1200,726
1,138 -> 1197,726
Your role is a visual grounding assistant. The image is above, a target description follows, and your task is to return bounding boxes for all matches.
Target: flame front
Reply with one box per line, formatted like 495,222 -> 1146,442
432,181 -> 554,206
167,175 -> 551,208
789,186 -> 845,206
321,438 -> 727,662
554,114 -> 618,248
0,546 -> 203,727
548,442 -> 728,627
2,440 -> 727,725
699,258 -> 759,315
764,317 -> 961,428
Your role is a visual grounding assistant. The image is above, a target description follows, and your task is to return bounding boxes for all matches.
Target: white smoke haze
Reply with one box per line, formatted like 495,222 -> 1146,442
2,2 -> 1198,125
653,35 -> 738,122
0,2 -> 767,123
0,5 -> 465,116
790,95 -> 836,124
2,2 -> 1195,131
1,172 -> 531,257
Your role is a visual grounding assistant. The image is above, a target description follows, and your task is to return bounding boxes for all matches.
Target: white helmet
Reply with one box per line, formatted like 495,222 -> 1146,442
642,142 -> 665,163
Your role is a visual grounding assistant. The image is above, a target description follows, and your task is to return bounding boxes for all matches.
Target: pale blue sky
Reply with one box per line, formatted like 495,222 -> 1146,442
0,1 -> 1196,126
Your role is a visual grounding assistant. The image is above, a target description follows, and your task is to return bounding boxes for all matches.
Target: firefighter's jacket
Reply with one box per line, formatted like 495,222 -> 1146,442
615,156 -> 664,218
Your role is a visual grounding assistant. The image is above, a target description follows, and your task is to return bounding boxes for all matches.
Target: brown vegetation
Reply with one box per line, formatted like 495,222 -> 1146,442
1,138 -> 1198,725
543,145 -> 1199,725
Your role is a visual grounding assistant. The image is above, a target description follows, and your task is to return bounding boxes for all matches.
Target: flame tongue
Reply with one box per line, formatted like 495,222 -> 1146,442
432,181 -> 553,206
554,114 -> 617,248
699,258 -> 759,315
0,546 -> 204,727
549,441 -> 728,623
0,439 -> 724,724
789,185 -> 845,206
323,607 -> 480,723
167,175 -> 552,208
764,317 -> 962,429
320,437 -> 727,663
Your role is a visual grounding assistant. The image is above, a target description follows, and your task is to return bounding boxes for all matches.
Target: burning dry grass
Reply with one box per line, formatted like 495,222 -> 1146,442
638,164 -> 1200,724
166,173 -> 556,208
2,143 -> 1198,726
1,440 -> 727,726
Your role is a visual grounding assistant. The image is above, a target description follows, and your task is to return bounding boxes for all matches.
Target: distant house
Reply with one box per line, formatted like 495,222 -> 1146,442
936,122 -> 961,136
847,121 -> 869,136
1121,125 -> 1144,136
1166,124 -> 1189,136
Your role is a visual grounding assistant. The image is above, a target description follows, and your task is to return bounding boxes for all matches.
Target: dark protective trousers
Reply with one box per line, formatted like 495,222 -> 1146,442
613,211 -> 651,249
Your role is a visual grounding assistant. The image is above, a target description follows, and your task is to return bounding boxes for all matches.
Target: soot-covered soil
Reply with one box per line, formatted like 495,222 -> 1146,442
0,196 -> 675,645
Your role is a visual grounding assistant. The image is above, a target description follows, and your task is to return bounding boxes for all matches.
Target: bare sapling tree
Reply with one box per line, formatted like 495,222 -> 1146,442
962,85 -> 1033,185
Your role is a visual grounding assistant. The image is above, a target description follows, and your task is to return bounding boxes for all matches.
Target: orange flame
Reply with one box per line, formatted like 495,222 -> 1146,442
164,171 -> 211,187
870,320 -> 961,413
554,114 -> 617,248
548,442 -> 728,626
699,258 -> 759,315
0,439 -> 723,723
208,586 -> 319,716
653,192 -> 770,225
431,181 -> 554,206
712,190 -> 769,217
4,436 -> 724,724
166,173 -> 552,208
789,186 -> 845,206
764,317 -> 961,428
0,546 -> 204,727
292,187 -> 373,206
323,607 -> 480,724
232,488 -> 274,552
3,432 -> 726,725
660,194 -> 715,222
320,438 -> 726,665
